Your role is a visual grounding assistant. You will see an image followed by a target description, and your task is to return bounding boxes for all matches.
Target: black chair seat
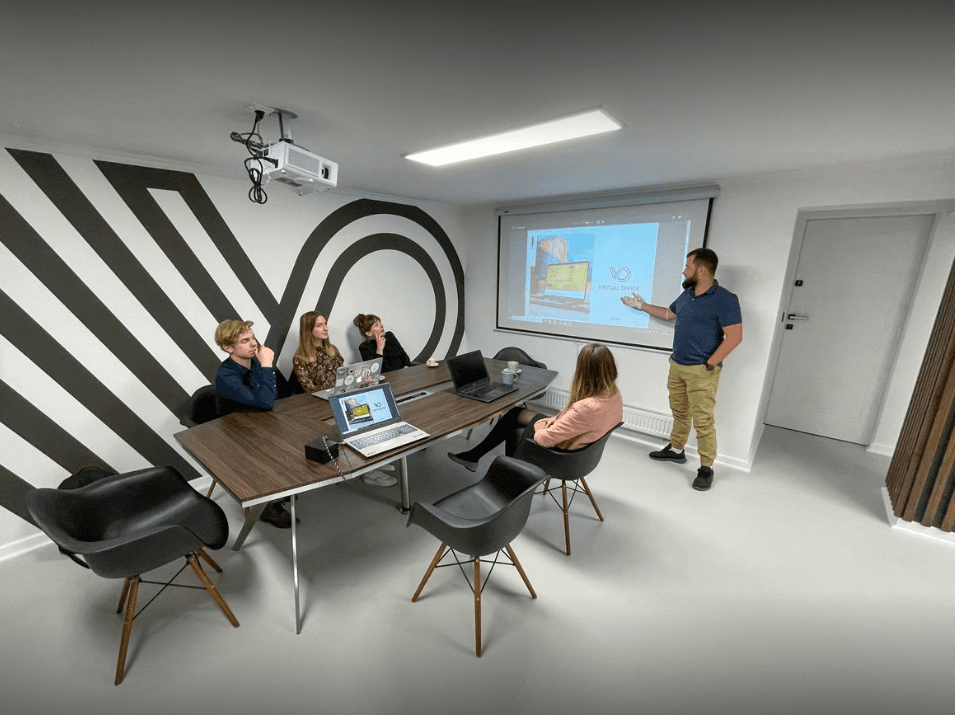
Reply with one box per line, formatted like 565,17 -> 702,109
407,456 -> 548,656
32,467 -> 229,578
514,422 -> 623,555
409,457 -> 544,557
26,465 -> 238,684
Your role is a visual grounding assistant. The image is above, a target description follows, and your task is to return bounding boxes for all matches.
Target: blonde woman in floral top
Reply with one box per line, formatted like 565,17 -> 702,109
292,311 -> 343,392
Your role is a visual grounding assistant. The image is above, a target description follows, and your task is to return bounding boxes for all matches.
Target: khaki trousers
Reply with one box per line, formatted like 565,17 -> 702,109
667,358 -> 722,466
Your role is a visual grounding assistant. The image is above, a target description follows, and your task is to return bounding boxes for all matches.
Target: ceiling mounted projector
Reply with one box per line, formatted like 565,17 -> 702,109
231,105 -> 338,202
263,140 -> 338,194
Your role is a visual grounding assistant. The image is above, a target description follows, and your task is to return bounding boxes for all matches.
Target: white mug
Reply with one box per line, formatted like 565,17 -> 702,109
501,368 -> 515,386
507,360 -> 520,374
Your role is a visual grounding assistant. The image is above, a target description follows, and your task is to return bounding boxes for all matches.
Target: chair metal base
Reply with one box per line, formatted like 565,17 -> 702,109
114,548 -> 239,685
411,542 -> 535,657
538,477 -> 604,555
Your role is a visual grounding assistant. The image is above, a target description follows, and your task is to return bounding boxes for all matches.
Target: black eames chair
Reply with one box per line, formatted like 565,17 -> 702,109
407,456 -> 548,656
514,422 -> 623,556
178,384 -> 220,497
26,466 -> 240,685
178,384 -> 218,428
464,347 -> 547,442
492,346 -> 547,369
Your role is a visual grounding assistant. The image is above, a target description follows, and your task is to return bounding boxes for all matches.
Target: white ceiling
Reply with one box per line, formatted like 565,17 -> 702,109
3,1 -> 954,206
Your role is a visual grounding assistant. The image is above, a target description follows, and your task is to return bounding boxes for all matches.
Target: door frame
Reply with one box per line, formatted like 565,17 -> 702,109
758,200 -> 955,449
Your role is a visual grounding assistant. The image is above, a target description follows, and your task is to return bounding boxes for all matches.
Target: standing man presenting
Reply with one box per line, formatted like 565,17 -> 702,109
621,248 -> 742,491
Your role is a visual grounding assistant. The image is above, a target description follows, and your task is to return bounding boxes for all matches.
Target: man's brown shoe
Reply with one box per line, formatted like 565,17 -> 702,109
259,502 -> 292,529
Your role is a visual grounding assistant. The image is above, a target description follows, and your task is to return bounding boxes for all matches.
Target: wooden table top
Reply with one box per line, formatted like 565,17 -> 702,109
175,360 -> 556,506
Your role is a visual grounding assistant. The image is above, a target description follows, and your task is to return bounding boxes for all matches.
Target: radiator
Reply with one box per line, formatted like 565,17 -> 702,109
529,389 -> 673,439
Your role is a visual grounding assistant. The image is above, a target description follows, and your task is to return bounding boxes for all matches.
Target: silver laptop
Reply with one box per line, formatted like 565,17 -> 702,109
328,382 -> 429,457
446,349 -> 517,403
313,357 -> 383,400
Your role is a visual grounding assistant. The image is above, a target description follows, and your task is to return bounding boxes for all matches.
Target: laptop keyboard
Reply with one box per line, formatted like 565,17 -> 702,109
467,385 -> 496,397
351,423 -> 417,450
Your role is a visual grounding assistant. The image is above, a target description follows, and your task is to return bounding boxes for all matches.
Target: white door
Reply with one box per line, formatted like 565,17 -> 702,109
765,214 -> 932,444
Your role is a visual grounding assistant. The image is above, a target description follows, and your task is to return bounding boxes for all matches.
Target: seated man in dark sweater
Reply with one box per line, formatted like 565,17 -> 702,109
214,319 -> 290,528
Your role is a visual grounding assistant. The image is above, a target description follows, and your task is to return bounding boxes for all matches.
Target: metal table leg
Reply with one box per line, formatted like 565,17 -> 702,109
398,456 -> 411,514
233,503 -> 265,550
291,494 -> 301,634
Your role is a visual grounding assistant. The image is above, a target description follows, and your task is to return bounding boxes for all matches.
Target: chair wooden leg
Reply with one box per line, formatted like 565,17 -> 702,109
579,477 -> 604,521
186,554 -> 239,628
115,576 -> 139,685
504,544 -> 536,599
206,481 -> 216,498
412,543 -> 446,602
473,556 -> 482,657
196,547 -> 223,573
116,577 -> 132,614
561,481 -> 571,556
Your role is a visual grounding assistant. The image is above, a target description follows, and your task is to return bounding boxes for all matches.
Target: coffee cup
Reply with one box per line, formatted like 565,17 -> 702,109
507,360 -> 520,374
501,368 -> 515,386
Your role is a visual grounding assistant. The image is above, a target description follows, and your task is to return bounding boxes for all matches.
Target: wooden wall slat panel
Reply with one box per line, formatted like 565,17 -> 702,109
886,252 -> 955,531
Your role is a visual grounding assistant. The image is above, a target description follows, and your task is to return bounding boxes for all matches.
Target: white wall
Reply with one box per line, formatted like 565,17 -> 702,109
462,152 -> 955,471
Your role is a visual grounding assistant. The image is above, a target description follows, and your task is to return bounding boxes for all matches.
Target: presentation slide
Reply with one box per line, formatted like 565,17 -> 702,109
497,196 -> 713,350
342,388 -> 391,427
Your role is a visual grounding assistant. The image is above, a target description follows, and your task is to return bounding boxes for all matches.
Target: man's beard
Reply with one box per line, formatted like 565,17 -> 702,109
682,277 -> 697,290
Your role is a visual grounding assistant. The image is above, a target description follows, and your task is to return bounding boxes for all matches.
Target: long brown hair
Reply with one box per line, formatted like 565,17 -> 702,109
294,311 -> 339,362
566,343 -> 618,409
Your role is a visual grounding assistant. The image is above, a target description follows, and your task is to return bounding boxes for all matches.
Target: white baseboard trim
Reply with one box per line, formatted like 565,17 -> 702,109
594,424 -> 753,473
881,486 -> 955,548
867,442 -> 896,458
0,533 -> 51,564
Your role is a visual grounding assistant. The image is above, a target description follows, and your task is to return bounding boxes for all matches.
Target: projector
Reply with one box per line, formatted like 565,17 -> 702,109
262,141 -> 338,194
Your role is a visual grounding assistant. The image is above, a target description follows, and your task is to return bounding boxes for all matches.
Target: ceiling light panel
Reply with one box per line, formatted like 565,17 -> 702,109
405,109 -> 622,167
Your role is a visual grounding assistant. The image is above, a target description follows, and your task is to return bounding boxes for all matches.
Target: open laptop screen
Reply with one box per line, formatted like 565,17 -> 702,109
335,357 -> 382,391
329,383 -> 401,438
446,350 -> 489,390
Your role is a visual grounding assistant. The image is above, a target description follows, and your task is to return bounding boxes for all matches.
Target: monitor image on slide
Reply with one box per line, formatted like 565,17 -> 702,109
530,260 -> 591,313
496,194 -> 714,350
342,397 -> 375,427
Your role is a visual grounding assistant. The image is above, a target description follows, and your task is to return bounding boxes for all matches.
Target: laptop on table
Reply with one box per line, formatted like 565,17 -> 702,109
446,349 -> 518,403
328,382 -> 429,457
312,357 -> 383,400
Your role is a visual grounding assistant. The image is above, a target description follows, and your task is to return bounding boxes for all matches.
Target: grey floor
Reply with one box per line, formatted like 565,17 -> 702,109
3,425 -> 955,715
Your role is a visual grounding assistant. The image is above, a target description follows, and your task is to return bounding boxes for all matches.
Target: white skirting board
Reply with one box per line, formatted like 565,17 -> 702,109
0,532 -> 50,564
881,486 -> 955,548
867,441 -> 896,458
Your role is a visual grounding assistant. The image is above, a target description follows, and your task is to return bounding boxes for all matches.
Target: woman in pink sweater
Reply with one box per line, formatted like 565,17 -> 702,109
448,343 -> 622,472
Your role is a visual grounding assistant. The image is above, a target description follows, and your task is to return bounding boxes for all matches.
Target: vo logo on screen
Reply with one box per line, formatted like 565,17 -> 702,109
609,266 -> 632,281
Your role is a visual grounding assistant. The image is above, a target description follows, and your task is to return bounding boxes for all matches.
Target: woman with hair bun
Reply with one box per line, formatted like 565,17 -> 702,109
353,313 -> 413,372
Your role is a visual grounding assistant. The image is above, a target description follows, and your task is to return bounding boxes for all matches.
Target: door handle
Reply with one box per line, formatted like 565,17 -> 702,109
787,313 -> 810,321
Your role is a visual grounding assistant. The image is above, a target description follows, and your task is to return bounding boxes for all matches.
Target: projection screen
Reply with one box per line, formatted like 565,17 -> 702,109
496,187 -> 718,351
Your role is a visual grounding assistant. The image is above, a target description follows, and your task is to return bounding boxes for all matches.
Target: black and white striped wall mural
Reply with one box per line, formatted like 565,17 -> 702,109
0,148 -> 465,531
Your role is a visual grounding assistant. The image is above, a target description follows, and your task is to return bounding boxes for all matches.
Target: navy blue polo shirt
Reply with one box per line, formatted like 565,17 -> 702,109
669,281 -> 742,365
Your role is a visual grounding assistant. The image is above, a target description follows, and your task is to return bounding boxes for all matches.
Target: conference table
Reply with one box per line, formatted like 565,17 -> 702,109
175,358 -> 557,632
